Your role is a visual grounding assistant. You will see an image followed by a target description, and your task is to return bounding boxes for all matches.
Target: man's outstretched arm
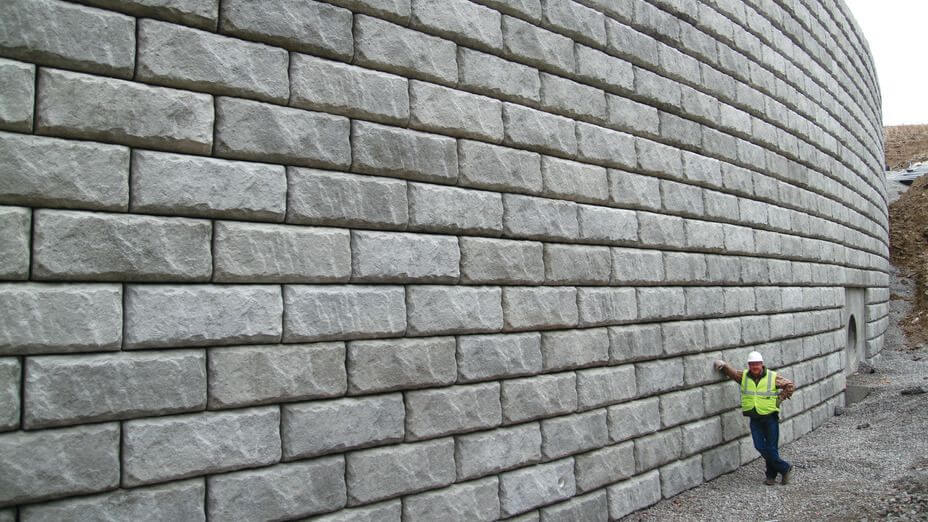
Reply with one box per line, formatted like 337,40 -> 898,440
713,360 -> 742,384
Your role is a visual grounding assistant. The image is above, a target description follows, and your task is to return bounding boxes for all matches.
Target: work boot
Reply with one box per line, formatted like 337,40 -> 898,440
764,477 -> 776,486
781,466 -> 792,485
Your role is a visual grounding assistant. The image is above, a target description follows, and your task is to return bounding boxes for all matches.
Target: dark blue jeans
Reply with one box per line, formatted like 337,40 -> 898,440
749,415 -> 791,479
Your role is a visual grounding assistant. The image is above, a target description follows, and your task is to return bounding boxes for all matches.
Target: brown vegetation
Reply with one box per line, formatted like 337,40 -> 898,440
884,124 -> 928,170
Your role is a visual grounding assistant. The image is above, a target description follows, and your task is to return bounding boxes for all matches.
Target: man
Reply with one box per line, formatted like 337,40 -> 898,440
714,351 -> 795,485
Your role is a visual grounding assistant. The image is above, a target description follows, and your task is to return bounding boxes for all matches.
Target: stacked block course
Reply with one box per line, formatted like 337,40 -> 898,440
0,0 -> 888,519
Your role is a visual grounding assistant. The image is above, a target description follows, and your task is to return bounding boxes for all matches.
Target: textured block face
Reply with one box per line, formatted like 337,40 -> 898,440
354,15 -> 458,84
284,285 -> 406,342
351,120 -> 458,183
209,343 -> 346,408
409,183 -> 503,235
635,428 -> 682,472
24,351 -> 206,429
459,140 -> 542,193
0,423 -> 120,505
540,73 -> 607,122
77,0 -> 217,29
32,210 -> 212,281
0,206 -> 29,280
501,16 -> 574,75
503,287 -> 579,331
0,284 -> 122,355
576,44 -> 633,91
541,328 -> 609,371
125,285 -> 282,349
410,80 -> 503,142
607,397 -> 660,442
501,373 -> 577,423
499,458 -> 576,517
577,287 -> 638,327
351,230 -> 460,283
542,156 -> 609,204
0,358 -> 20,431
348,337 -> 457,393
578,205 -> 638,243
541,490 -> 608,521
458,48 -> 540,104
540,410 -> 608,459
636,358 -> 684,396
122,407 -> 281,486
455,423 -> 541,480
456,332 -> 542,382
282,394 -> 404,459
607,470 -> 661,519
0,58 -> 34,132
207,457 -> 346,521
460,237 -> 543,284
503,103 -> 577,157
37,69 -> 213,154
660,455 -> 703,498
576,365 -> 637,409
346,438 -> 456,505
576,122 -> 637,170
545,244 -> 611,284
610,324 -> 663,362
403,477 -> 500,521
406,286 -> 503,335
504,194 -> 578,241
405,383 -> 502,440
288,168 -> 408,229
412,0 -> 502,50
221,0 -> 352,59
575,442 -> 634,493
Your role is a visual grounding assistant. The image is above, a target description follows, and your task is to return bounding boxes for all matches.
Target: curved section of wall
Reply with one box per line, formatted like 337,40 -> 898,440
0,0 -> 888,518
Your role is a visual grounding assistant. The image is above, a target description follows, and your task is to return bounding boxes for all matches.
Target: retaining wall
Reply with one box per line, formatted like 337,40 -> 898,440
0,0 -> 889,519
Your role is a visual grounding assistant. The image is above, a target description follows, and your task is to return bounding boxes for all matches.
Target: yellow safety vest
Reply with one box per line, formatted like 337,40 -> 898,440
741,369 -> 779,415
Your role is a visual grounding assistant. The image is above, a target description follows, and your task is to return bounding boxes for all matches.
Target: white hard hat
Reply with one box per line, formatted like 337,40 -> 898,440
747,351 -> 764,363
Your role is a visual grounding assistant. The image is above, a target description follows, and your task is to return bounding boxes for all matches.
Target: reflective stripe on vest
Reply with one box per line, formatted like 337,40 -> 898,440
740,369 -> 779,414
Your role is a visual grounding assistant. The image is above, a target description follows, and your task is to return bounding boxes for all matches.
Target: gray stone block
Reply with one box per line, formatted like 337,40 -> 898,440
501,373 -> 577,423
541,156 -> 609,204
542,0 -> 607,44
541,409 -> 608,459
577,287 -> 638,327
607,397 -> 660,442
703,440 -> 740,480
131,150 -> 286,221
410,80 -> 503,142
351,230 -> 460,283
578,205 -> 638,244
24,351 -> 205,429
0,423 -> 119,505
661,320 -> 706,356
283,285 -> 405,342
460,238 -> 543,284
685,221 -> 725,252
33,210 -> 211,282
458,48 -> 541,105
681,417 -> 723,454
499,458 -> 575,517
348,337 -> 456,394
122,407 -> 281,487
0,283 -> 122,355
282,394 -> 404,459
542,74 -> 608,124
545,244 -> 611,285
346,438 -> 455,505
137,19 -> 288,103
660,455 -> 702,498
609,323 -> 663,362
636,357 -> 684,396
455,423 -> 541,480
355,15 -> 458,84
504,287 -> 578,331
659,388 -> 705,427
19,479 -> 205,522
635,427 -> 682,472
502,15 -> 574,75
412,0 -> 502,50
576,43 -> 633,92
661,180 -> 704,215
540,490 -> 607,521
221,0 -> 352,59
577,365 -> 637,409
682,349 -> 725,386
406,383 -> 501,440
637,287 -> 686,320
606,95 -> 660,136
352,120 -> 458,183
458,139 -> 542,193
287,168 -> 408,229
638,212 -> 686,248
703,381 -> 739,415
503,194 -> 579,241
208,457 -> 345,521
607,470 -> 660,519
456,332 -> 543,382
125,285 -> 281,349
611,247 -> 664,284
78,0 -> 218,30
685,287 -> 725,317
0,132 -> 129,211
0,58 -> 33,132
0,206 -> 28,280
406,286 -> 503,335
209,342 -> 346,408
541,328 -> 609,371
575,442 -> 634,493
0,0 -> 135,77
503,103 -> 577,157
311,500 -> 401,522
608,169 -> 661,210
404,477 -> 500,521
0,358 -> 19,431
291,53 -> 408,125
575,122 -> 637,171
215,97 -> 349,169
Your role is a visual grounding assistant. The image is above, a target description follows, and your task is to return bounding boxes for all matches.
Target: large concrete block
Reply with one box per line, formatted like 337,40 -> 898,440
503,103 -> 577,157
209,342 -> 346,408
636,358 -> 684,396
283,285 -> 405,342
406,383 -> 501,440
455,423 -> 541,480
499,458 -> 575,517
0,358 -> 19,432
540,409 -> 608,459
637,287 -> 686,320
33,210 -> 212,282
406,286 -> 503,335
574,442 -> 634,493
577,364 -> 637,409
607,470 -> 661,519
460,237 -> 542,284
0,206 -> 28,280
637,212 -> 686,248
458,139 -> 542,193
661,179 -> 705,216
346,438 -> 455,505
541,156 -> 609,204
576,43 -> 633,92
578,205 -> 638,244
503,287 -> 579,331
310,500 -> 401,522
410,80 -> 503,142
352,120 -> 458,183
541,328 -> 609,371
0,283 -> 122,355
125,285 -> 282,349
503,194 -> 579,241
502,15 -> 574,75
354,15 -> 458,84
606,95 -> 660,136
122,407 -> 281,486
501,373 -> 577,423
0,58 -> 34,132
609,323 -> 663,363
412,0 -> 502,50
659,388 -> 705,427
577,287 -> 638,327
351,230 -> 459,283
78,0 -> 218,30
545,244 -> 611,285
540,490 -> 607,521
403,477 -> 500,521
221,0 -> 352,59
458,48 -> 541,105
635,427 -> 682,472
456,332 -> 543,382
575,121 -> 637,170
543,0 -> 606,44
608,169 -> 661,210
348,336 -> 457,394
287,168 -> 408,229
607,397 -> 660,442
681,417 -> 723,455
540,73 -> 607,122
660,455 -> 702,498
0,423 -> 119,506
703,440 -> 740,480
661,320 -> 707,356
611,247 -> 665,284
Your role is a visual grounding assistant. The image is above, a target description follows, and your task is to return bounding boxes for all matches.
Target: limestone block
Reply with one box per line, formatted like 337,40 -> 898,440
458,48 -> 541,105
456,332 -> 543,382
503,103 -> 577,157
0,132 -> 129,211
703,440 -> 740,480
19,479 -> 205,522
458,139 -> 543,193
24,351 -> 205,429
0,423 -> 119,505
503,287 -> 578,331
137,19 -> 288,103
351,230 -> 460,283
291,54 -> 408,125
283,285 -> 405,342
661,320 -> 706,356
542,0 -> 606,45
661,180 -> 704,216
636,358 -> 684,396
131,151 -> 285,221
455,423 -> 542,480
611,247 -> 664,284
0,58 -> 33,132
577,365 -> 637,409
287,168 -> 407,229
311,500 -> 401,522
541,156 -> 609,204
545,244 -> 611,285
460,238 -> 543,284
33,210 -> 211,282
348,337 -> 456,394
409,81 -> 503,142
659,388 -> 705,427
208,457 -> 346,521
501,373 -> 577,423
221,0 -> 352,59
638,212 -> 686,248
635,428 -> 682,472
607,470 -> 661,519
122,407 -> 281,486
215,97 -> 349,169
503,194 -> 579,241
606,95 -> 660,136
0,358 -> 19,431
577,288 -> 638,327
0,0 -> 135,77
637,287 -> 686,320
0,206 -> 28,279
412,0 -> 502,50
282,394 -> 404,459
406,286 -> 503,335
352,120 -> 458,183
578,205 -> 638,244
502,16 -> 574,75
575,442 -> 634,493
78,0 -> 218,30
541,328 -> 609,371
37,69 -> 213,154
0,283 -> 122,355
541,73 -> 607,123
499,458 -> 575,517
541,409 -> 608,459
575,122 -> 637,171
609,324 -> 663,362
354,15 -> 458,84
682,417 -> 723,454
660,455 -> 702,498
125,285 -> 281,349
608,169 -> 661,210
209,343 -> 346,408
540,490 -> 607,521
576,44 -> 633,92
404,477 -> 500,521
406,383 -> 501,440
346,438 -> 455,505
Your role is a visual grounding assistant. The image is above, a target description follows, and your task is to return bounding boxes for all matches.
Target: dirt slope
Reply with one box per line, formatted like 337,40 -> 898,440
885,124 -> 928,170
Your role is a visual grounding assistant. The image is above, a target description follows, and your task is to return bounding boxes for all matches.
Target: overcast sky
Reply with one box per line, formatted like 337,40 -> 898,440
843,0 -> 928,126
